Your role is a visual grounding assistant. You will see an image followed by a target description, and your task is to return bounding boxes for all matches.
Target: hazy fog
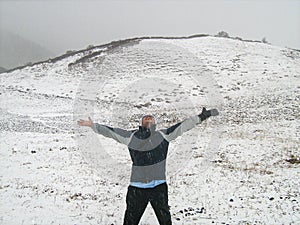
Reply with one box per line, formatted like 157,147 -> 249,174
1,0 -> 299,56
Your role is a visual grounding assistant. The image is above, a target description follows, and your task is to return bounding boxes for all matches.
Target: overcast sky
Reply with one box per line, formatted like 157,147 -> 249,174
0,0 -> 299,55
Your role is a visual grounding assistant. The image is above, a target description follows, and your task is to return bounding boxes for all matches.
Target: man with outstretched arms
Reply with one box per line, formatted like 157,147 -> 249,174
77,107 -> 219,225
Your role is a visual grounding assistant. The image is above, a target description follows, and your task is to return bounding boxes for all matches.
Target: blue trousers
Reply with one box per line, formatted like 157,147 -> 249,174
123,182 -> 172,225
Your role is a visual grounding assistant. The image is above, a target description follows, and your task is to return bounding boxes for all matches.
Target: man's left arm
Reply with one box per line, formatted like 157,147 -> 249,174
158,107 -> 219,142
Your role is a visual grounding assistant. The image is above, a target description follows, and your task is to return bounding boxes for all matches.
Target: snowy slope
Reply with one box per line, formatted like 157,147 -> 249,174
0,35 -> 299,225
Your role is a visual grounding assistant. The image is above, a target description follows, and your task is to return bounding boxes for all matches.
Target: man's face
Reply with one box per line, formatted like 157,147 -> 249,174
141,115 -> 155,129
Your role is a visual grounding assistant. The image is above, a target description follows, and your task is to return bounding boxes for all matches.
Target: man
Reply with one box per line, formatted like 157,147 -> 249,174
77,107 -> 219,225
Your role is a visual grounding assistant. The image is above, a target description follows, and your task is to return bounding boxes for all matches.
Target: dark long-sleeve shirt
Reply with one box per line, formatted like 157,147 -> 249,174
91,115 -> 204,186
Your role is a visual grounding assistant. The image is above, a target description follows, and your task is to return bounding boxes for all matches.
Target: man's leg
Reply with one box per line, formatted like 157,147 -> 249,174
149,182 -> 172,225
123,185 -> 149,225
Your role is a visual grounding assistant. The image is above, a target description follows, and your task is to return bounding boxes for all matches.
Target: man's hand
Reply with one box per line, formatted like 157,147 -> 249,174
198,107 -> 219,121
77,116 -> 93,127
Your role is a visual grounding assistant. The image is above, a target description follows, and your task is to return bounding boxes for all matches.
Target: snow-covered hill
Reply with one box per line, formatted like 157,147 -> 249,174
0,35 -> 299,224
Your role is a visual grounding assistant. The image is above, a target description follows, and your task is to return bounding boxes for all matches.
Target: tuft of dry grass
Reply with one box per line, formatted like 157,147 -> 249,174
285,155 -> 300,164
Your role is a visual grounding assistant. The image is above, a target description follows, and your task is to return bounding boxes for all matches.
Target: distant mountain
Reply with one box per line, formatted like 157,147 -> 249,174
0,66 -> 7,73
0,29 -> 55,70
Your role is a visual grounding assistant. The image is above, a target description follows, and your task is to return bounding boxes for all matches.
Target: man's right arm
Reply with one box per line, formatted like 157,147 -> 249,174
91,122 -> 134,146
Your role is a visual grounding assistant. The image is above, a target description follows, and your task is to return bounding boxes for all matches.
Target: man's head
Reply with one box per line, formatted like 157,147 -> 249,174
141,114 -> 155,129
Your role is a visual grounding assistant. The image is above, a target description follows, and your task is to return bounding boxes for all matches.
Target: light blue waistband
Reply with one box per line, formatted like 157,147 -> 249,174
130,180 -> 166,188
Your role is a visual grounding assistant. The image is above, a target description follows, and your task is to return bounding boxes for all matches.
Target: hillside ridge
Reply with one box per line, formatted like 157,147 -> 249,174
5,32 -> 297,73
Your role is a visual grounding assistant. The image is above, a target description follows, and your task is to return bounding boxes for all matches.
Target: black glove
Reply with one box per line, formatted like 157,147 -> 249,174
198,107 -> 219,121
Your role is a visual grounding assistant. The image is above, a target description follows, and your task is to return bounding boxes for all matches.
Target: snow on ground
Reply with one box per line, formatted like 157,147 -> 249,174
0,36 -> 299,224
